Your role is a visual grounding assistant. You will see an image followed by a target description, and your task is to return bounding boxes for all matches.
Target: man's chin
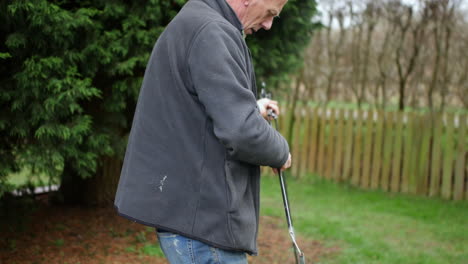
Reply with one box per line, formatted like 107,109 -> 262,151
245,28 -> 255,35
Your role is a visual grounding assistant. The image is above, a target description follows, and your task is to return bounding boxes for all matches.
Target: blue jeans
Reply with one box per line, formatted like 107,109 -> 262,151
156,230 -> 248,264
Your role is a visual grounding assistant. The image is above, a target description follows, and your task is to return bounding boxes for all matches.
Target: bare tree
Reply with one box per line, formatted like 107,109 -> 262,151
348,1 -> 366,107
301,0 -> 466,110
360,1 -> 378,106
439,1 -> 455,111
390,1 -> 427,110
325,8 -> 347,103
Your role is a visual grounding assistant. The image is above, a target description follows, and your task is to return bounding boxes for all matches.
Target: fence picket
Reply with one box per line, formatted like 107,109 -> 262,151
390,112 -> 404,192
429,113 -> 443,197
416,114 -> 432,195
299,107 -> 312,177
381,112 -> 395,191
280,103 -> 289,137
325,109 -> 337,179
408,113 -> 422,194
370,110 -> 384,189
362,110 -> 374,188
292,106 -> 303,178
342,109 -> 354,181
454,114 -> 466,200
333,109 -> 345,180
317,108 -> 327,176
351,110 -> 363,186
307,108 -> 320,173
442,113 -> 456,199
401,112 -> 415,193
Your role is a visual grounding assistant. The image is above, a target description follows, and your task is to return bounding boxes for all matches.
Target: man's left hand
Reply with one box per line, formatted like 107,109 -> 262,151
257,98 -> 279,120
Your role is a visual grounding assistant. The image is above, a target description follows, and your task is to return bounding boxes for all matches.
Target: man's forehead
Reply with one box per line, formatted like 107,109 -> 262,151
263,0 -> 286,13
265,0 -> 288,7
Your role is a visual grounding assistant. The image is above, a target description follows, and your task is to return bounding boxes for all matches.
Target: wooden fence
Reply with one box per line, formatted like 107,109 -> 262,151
275,107 -> 467,200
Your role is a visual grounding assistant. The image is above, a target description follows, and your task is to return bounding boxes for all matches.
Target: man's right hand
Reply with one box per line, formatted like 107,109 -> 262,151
272,153 -> 291,174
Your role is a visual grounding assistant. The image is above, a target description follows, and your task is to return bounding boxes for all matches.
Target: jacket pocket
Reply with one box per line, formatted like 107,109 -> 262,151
224,160 -> 248,213
224,159 -> 257,249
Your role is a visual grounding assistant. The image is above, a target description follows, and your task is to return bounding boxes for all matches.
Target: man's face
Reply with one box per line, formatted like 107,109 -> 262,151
240,0 -> 287,35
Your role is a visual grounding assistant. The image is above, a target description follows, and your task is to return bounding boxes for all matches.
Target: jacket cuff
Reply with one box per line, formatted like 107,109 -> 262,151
274,145 -> 290,169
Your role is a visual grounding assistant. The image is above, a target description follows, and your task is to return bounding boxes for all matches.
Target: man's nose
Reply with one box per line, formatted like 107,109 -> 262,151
261,18 -> 274,30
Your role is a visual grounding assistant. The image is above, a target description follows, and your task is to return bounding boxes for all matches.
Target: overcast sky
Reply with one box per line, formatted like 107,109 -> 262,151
315,0 -> 468,27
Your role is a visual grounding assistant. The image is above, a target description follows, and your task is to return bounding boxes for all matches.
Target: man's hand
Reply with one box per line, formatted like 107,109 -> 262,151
257,98 -> 279,120
272,153 -> 291,174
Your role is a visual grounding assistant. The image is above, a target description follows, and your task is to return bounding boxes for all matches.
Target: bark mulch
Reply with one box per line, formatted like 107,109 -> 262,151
1,197 -> 339,264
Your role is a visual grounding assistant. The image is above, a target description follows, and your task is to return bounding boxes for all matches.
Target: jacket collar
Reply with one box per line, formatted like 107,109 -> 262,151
198,0 -> 244,35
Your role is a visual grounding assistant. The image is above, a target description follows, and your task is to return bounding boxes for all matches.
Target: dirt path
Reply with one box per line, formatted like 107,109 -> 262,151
1,200 -> 338,264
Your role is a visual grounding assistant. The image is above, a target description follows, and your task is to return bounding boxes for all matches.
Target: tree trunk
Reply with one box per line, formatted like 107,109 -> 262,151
439,8 -> 453,112
428,23 -> 441,110
58,156 -> 122,206
398,79 -> 406,110
360,20 -> 375,107
287,73 -> 303,145
57,162 -> 87,205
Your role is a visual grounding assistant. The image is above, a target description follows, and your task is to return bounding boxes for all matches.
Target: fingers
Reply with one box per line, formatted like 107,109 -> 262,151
280,153 -> 292,171
271,153 -> 291,174
257,99 -> 280,120
267,103 -> 280,117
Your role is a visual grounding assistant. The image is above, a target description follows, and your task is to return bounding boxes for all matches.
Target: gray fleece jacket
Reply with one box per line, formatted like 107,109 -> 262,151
114,0 -> 289,255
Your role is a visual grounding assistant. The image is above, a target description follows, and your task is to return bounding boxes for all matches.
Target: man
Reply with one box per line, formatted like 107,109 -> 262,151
114,0 -> 291,263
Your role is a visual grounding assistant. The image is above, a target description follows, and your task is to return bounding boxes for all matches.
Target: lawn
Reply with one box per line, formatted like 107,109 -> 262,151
3,171 -> 467,263
260,174 -> 468,264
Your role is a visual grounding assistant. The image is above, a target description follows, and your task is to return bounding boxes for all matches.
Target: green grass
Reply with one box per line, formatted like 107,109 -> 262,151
52,238 -> 65,247
260,174 -> 468,264
140,243 -> 165,257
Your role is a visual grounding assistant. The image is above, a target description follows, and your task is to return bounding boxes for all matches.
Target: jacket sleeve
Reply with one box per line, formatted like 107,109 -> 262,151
187,22 -> 289,168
